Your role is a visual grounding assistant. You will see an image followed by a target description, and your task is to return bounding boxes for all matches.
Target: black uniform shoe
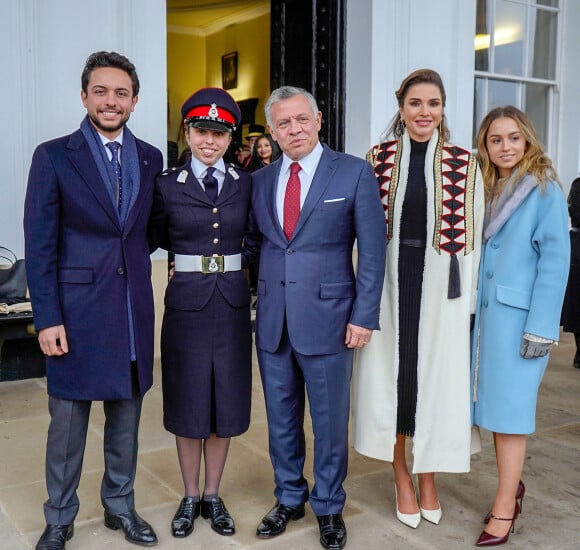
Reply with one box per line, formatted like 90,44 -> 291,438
200,497 -> 235,536
171,497 -> 200,538
36,524 -> 74,550
317,514 -> 347,549
256,502 -> 305,538
104,509 -> 158,547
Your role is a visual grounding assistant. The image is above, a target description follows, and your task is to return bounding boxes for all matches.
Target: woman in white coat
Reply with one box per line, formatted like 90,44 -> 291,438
472,106 -> 569,546
352,69 -> 484,529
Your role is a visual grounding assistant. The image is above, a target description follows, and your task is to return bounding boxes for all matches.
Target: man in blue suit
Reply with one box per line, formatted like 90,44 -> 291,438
24,51 -> 162,550
253,86 -> 386,549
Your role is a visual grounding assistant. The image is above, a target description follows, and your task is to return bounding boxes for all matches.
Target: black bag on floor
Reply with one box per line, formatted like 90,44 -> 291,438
0,247 -> 27,301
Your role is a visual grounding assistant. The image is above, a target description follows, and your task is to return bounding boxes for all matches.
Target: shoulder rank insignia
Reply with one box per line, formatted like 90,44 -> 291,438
160,166 -> 178,176
227,164 -> 240,180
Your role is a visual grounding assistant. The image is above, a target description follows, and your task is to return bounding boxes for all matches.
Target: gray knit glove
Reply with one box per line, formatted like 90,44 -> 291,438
520,333 -> 554,359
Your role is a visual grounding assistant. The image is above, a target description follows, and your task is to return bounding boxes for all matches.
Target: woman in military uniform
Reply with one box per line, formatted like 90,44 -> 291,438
149,87 -> 260,539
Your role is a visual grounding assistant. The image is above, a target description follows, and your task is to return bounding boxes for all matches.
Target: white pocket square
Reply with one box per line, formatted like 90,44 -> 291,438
323,197 -> 346,203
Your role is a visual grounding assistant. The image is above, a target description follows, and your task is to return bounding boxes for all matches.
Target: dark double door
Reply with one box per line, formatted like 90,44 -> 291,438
270,0 -> 346,151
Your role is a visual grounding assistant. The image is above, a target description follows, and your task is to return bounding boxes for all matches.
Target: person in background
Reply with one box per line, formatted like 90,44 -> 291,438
242,123 -> 265,168
148,87 -> 260,541
252,85 -> 386,550
24,51 -> 162,550
352,68 -> 484,529
231,141 -> 250,168
560,175 -> 580,368
247,133 -> 281,172
471,105 -> 569,546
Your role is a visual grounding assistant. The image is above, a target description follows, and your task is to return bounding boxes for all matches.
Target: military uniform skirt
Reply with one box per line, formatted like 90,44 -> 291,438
161,288 -> 252,439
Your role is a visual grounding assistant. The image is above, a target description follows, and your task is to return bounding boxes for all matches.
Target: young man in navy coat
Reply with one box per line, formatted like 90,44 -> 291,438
252,86 -> 386,549
24,51 -> 163,550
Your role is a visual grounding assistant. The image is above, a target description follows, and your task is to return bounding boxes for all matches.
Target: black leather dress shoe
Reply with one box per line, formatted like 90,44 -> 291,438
200,497 -> 235,536
104,509 -> 158,547
256,502 -> 305,538
36,524 -> 74,550
317,514 -> 347,549
171,497 -> 200,538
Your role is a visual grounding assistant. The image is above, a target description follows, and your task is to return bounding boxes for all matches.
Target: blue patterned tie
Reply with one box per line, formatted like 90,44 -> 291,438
106,141 -> 122,212
203,166 -> 218,203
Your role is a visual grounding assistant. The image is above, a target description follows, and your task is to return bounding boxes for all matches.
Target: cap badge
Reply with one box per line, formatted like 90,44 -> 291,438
208,103 -> 219,118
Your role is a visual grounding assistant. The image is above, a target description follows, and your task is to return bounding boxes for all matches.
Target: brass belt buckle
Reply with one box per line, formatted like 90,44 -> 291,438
201,254 -> 224,274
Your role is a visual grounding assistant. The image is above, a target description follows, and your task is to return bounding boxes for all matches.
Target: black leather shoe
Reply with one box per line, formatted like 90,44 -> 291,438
171,497 -> 200,538
200,497 -> 235,536
104,509 -> 158,547
256,501 -> 306,538
36,524 -> 74,550
317,514 -> 347,549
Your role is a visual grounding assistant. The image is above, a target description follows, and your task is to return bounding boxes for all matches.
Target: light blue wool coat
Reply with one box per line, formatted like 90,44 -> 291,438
471,175 -> 570,434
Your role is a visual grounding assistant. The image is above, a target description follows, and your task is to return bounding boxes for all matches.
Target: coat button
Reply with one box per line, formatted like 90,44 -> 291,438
212,207 -> 218,214
213,222 -> 219,229
491,242 -> 499,249
486,272 -> 493,279
213,238 -> 219,244
483,299 -> 488,307
117,267 -> 125,275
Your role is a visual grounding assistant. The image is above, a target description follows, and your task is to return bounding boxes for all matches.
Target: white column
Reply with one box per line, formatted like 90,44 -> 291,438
0,0 -> 167,257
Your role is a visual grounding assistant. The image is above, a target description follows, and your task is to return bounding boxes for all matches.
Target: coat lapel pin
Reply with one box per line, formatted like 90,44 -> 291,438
177,170 -> 188,183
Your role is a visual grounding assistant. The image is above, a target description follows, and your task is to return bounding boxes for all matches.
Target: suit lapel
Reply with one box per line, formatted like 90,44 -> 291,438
263,159 -> 287,243
217,165 -> 240,205
67,131 -> 121,229
290,146 -> 337,240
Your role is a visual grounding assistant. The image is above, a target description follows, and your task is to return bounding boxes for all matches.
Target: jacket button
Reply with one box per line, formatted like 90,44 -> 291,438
486,272 -> 493,279
286,249 -> 293,254
213,222 -> 219,229
117,267 -> 125,275
483,299 -> 488,307
213,238 -> 219,244
281,281 -> 285,286
491,242 -> 499,249
212,207 -> 219,214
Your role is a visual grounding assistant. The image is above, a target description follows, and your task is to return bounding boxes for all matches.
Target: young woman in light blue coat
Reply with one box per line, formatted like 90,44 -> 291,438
471,106 -> 570,547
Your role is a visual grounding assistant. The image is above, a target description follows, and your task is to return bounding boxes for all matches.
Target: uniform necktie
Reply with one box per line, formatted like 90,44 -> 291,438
203,166 -> 218,203
106,141 -> 122,212
283,162 -> 301,240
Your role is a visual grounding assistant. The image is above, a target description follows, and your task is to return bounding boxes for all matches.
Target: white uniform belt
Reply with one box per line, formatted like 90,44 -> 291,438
174,253 -> 242,274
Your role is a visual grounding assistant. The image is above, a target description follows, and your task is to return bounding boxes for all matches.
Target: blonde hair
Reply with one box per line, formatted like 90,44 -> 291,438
476,105 -> 559,199
383,68 -> 451,142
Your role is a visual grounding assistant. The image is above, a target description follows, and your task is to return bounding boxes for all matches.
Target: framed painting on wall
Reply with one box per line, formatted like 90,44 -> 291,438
222,51 -> 238,90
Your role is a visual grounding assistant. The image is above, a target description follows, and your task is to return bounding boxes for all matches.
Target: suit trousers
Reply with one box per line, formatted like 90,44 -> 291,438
258,324 -> 353,516
43,390 -> 143,524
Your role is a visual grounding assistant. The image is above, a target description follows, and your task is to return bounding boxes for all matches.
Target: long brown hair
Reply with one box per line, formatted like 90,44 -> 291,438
383,68 -> 451,142
476,105 -> 559,199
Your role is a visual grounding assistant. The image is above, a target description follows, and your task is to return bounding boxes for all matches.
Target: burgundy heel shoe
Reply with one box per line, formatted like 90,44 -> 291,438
476,502 -> 520,547
483,480 -> 525,523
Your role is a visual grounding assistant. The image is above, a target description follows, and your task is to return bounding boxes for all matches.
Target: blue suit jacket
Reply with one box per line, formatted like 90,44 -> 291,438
251,144 -> 386,355
24,126 -> 163,400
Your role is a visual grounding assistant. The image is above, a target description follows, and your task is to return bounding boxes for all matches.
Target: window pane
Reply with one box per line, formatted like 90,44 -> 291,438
536,0 -> 558,7
525,83 -> 549,146
530,9 -> 557,79
475,0 -> 491,71
488,79 -> 518,109
494,0 -> 526,76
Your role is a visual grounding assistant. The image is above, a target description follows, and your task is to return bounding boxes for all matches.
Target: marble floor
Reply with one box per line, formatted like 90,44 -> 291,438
0,332 -> 579,550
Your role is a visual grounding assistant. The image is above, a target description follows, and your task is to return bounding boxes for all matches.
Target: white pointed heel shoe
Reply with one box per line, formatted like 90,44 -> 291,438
394,485 -> 421,529
416,475 -> 442,525
420,504 -> 442,525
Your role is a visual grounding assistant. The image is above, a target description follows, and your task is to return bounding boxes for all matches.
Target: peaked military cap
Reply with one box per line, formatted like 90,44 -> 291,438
181,87 -> 241,132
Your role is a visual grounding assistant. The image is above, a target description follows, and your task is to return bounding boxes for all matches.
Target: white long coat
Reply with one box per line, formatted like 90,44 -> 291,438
352,130 -> 484,473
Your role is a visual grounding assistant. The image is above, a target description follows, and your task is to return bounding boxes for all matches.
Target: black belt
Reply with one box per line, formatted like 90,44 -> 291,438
400,239 -> 426,247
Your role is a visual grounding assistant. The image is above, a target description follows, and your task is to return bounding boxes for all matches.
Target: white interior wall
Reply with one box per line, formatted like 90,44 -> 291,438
0,0 -> 167,257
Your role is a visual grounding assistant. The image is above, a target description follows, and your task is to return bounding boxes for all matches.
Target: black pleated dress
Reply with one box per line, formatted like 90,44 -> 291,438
396,139 -> 428,437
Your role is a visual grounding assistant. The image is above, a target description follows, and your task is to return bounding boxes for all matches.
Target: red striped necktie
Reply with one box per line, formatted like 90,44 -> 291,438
283,162 -> 301,239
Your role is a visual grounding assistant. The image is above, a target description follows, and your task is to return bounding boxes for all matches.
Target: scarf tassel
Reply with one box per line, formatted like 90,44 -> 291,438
448,252 -> 461,299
